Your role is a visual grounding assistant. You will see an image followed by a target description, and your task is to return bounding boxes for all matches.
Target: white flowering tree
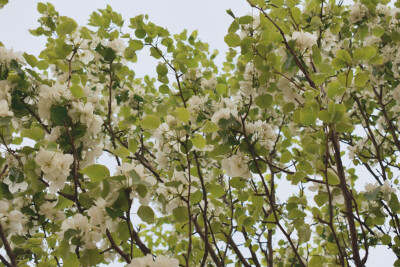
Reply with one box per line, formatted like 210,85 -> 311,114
0,0 -> 400,266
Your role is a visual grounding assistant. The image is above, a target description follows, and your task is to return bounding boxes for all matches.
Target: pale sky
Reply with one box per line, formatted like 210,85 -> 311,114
0,0 -> 396,266
0,0 -> 252,77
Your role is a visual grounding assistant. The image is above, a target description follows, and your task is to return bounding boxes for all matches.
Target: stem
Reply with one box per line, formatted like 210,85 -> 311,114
107,61 -> 121,167
194,152 -> 210,267
0,222 -> 16,267
106,228 -> 131,263
192,218 -> 223,267
330,128 -> 362,266
63,120 -> 83,213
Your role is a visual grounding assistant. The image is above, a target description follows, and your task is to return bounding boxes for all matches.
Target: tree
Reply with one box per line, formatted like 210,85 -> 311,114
0,0 -> 399,266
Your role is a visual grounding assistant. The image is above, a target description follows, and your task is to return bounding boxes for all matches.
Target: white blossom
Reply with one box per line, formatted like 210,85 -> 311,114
107,39 -> 126,53
365,182 -> 379,193
0,47 -> 24,64
211,107 -> 238,124
201,74 -> 217,89
127,254 -> 179,267
348,1 -> 368,24
221,151 -> 252,179
381,180 -> 396,195
35,149 -> 74,193
292,31 -> 317,50
0,200 -> 24,236
0,100 -> 12,117
39,202 -> 65,222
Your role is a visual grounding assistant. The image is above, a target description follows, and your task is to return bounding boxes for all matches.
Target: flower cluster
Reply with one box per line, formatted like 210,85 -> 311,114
127,254 -> 179,267
35,149 -> 73,193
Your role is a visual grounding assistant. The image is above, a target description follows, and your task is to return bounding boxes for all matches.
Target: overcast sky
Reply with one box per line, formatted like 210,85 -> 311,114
0,0 -> 252,77
0,0 -> 396,266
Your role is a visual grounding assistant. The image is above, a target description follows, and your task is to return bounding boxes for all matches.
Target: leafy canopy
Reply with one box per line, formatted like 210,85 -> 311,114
0,0 -> 400,266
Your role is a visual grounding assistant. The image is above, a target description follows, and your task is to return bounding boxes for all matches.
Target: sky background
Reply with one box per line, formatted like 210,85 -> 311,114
0,0 -> 396,266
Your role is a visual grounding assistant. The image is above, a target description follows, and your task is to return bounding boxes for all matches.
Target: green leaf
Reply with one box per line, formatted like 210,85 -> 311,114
314,193 -> 328,207
21,127 -> 44,141
290,171 -> 306,185
243,216 -> 254,228
37,3 -> 47,13
192,134 -> 206,149
50,106 -> 69,126
369,55 -> 383,65
129,39 -> 143,51
54,196 -> 74,210
190,190 -> 202,205
135,29 -> 146,38
309,256 -> 323,267
300,107 -> 317,125
104,47 -> 116,62
281,151 -> 292,163
124,47 -> 136,61
71,75 -> 80,84
114,223 -> 128,245
210,184 -> 225,197
140,115 -> 160,130
216,84 -> 227,94
336,50 -> 352,65
354,73 -> 368,87
239,15 -> 253,24
70,84 -> 85,99
226,8 -> 236,19
56,17 -> 78,35
128,139 -> 138,153
64,254 -> 79,266
175,107 -> 190,123
106,207 -> 123,219
228,20 -> 239,33
318,110 -> 332,123
389,193 -> 400,213
331,58 -> 346,70
327,81 -> 341,98
326,169 -> 340,185
112,147 -> 131,158
137,205 -> 155,224
156,63 -> 168,76
36,60 -> 49,70
203,121 -> 218,133
392,31 -> 400,42
80,164 -> 110,182
23,53 -> 38,67
289,208 -> 306,219
335,122 -> 354,133
355,47 -> 375,62
80,249 -> 102,267
11,235 -> 26,245
382,234 -> 392,245
231,177 -> 246,189
173,206 -> 189,222
159,85 -> 170,94
312,46 -> 322,65
224,32 -> 241,47
136,184 -> 148,198
353,48 -> 366,61
255,94 -> 273,109
298,224 -> 311,243
372,26 -> 385,37
150,47 -> 162,59
283,103 -> 295,114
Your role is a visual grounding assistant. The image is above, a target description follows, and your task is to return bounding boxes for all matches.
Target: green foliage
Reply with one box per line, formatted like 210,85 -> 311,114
137,205 -> 155,224
80,164 -> 110,182
50,105 -> 69,126
0,0 -> 399,266
140,115 -> 161,130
